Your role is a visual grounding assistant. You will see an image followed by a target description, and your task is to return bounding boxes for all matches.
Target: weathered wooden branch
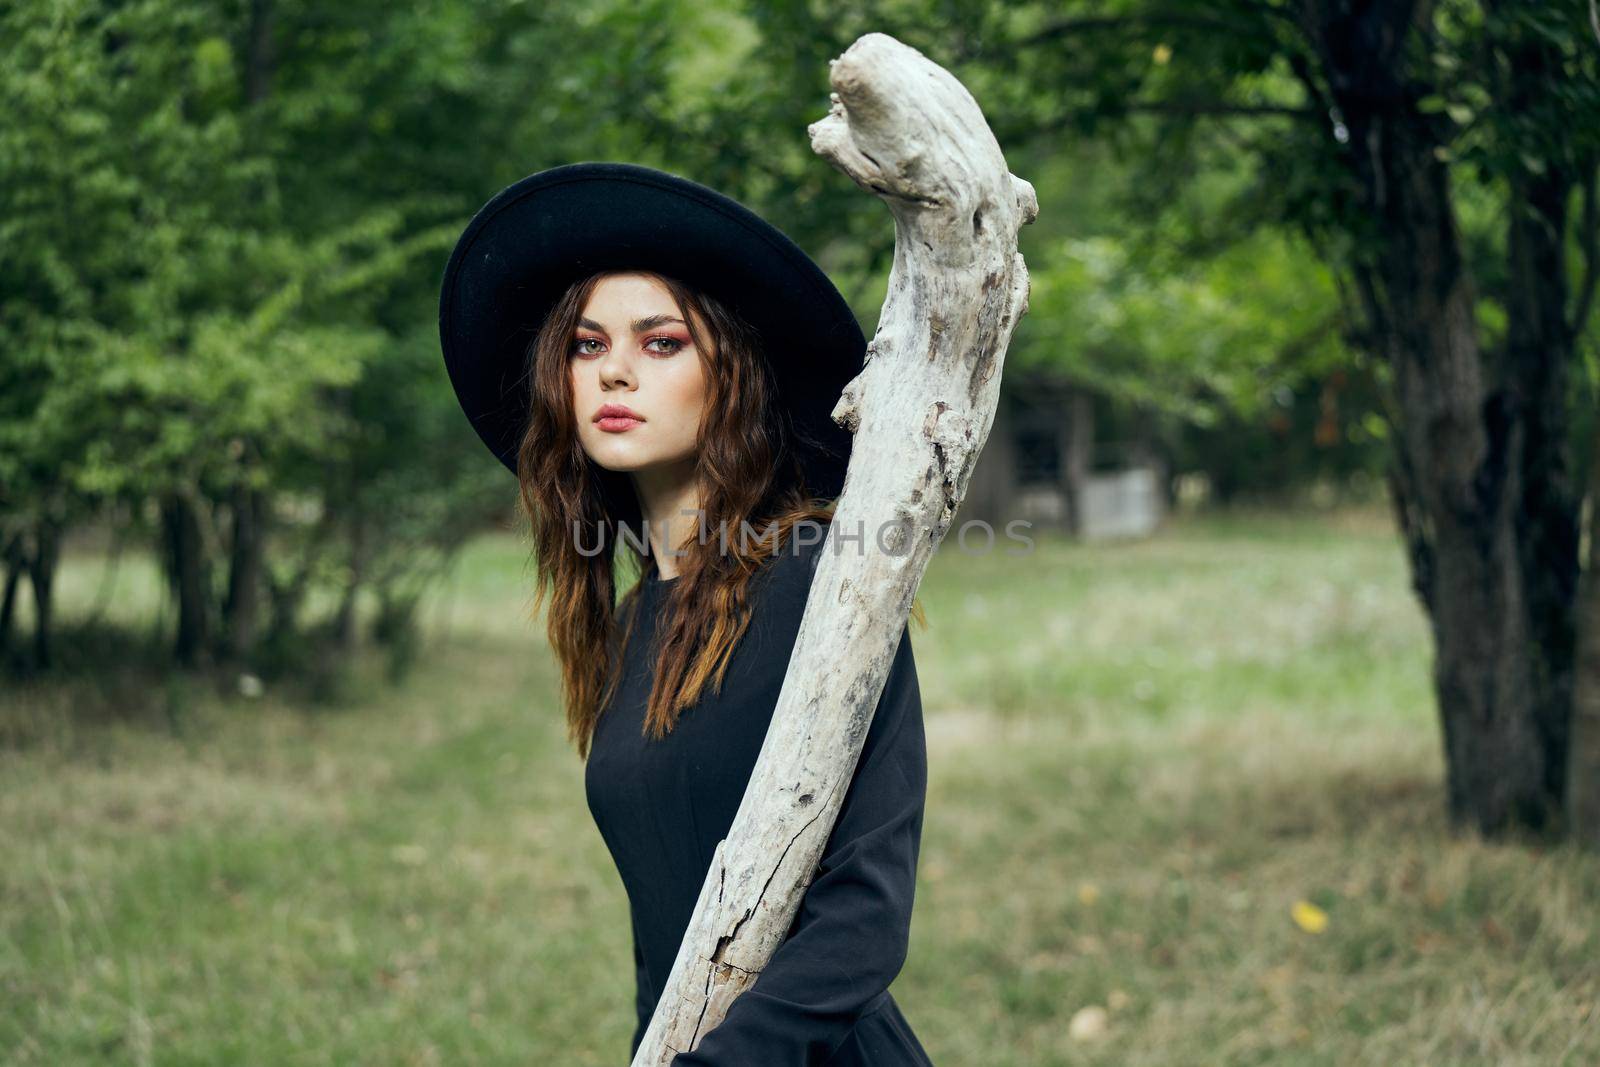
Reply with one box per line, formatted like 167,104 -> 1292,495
632,32 -> 1037,1064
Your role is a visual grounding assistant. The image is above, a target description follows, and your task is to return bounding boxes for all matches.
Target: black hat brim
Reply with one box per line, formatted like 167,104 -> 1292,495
438,161 -> 864,500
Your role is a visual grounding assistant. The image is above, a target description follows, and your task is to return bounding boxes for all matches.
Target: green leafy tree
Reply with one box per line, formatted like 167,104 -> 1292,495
955,0 -> 1600,837
0,0 -> 686,675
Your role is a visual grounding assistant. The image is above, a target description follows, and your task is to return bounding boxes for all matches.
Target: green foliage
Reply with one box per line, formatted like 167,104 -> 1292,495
5,0 -> 1593,666
1,0 -> 681,666
0,1 -> 449,506
631,1 -> 1388,491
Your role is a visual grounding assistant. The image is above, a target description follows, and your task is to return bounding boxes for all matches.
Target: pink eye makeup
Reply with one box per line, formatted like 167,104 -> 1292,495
571,334 -> 689,358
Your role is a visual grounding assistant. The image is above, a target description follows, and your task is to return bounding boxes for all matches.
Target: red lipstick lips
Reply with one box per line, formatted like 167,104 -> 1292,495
594,402 -> 646,432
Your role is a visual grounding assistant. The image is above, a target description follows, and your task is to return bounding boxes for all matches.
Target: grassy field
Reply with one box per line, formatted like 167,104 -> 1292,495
4,504 -> 1599,1066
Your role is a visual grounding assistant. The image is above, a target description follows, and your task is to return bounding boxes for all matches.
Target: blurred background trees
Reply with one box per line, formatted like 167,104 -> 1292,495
3,0 -> 1598,840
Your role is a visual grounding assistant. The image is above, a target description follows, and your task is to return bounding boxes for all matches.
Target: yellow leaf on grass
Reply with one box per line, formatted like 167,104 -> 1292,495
1291,899 -> 1328,934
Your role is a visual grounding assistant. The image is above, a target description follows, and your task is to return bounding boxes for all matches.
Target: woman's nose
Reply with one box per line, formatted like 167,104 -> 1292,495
595,347 -> 634,387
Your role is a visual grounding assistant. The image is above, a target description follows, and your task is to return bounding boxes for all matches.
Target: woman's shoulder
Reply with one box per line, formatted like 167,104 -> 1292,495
754,526 -> 829,601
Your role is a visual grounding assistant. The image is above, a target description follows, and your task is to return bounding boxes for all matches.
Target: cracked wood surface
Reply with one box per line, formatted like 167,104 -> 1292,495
631,32 -> 1037,1065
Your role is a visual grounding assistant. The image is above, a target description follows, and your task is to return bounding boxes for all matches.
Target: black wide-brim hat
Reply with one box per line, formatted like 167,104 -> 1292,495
438,161 -> 866,500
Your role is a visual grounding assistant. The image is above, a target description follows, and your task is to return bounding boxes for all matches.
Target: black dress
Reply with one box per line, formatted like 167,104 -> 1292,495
584,534 -> 934,1066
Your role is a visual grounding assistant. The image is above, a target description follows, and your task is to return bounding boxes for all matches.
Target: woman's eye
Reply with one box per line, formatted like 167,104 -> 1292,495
572,336 -> 684,358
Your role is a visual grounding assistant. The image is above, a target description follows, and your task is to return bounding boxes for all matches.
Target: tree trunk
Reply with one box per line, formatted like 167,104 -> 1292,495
633,32 -> 1036,1064
332,515 -> 366,649
25,520 -> 61,671
0,532 -> 24,665
1495,16 -> 1582,832
223,479 -> 266,661
1569,424 -> 1600,847
1305,2 -> 1574,836
217,3 -> 275,666
160,492 -> 211,667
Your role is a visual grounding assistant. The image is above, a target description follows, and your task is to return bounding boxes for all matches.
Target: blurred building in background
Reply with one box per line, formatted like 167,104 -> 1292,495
958,368 -> 1167,542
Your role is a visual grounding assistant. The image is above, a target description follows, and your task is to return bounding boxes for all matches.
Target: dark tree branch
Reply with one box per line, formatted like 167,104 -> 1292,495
1571,162 -> 1598,344
1285,48 -> 1337,126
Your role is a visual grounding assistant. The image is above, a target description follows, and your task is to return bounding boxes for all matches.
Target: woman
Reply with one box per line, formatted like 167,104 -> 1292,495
439,162 -> 933,1065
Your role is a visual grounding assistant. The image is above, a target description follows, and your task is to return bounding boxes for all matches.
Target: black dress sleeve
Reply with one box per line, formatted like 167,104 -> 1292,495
669,621 -> 927,1066
630,910 -> 653,1059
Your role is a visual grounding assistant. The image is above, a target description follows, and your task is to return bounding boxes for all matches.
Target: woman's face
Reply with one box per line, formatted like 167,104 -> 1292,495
569,273 -> 708,475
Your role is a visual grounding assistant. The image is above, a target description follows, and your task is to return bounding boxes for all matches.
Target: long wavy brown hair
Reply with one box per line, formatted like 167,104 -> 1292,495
515,268 -> 923,760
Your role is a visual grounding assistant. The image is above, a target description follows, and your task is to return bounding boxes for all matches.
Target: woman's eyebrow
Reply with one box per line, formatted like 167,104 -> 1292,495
578,315 -> 686,334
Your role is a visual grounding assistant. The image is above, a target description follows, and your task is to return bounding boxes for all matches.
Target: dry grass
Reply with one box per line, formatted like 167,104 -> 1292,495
3,503 -> 1598,1065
